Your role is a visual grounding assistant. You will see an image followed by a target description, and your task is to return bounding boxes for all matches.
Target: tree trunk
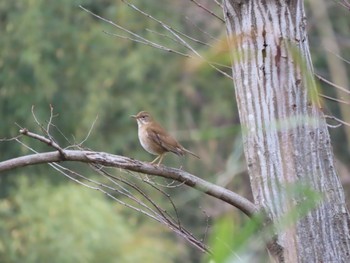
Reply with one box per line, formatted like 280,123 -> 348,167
223,0 -> 350,262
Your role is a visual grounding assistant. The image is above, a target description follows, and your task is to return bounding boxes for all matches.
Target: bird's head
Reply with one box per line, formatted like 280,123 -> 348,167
131,111 -> 153,126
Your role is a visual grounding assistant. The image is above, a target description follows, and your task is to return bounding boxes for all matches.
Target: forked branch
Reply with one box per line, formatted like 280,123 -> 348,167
0,128 -> 257,217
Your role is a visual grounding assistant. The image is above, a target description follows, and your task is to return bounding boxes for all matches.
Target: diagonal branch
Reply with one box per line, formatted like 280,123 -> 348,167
0,149 -> 257,217
188,0 -> 225,22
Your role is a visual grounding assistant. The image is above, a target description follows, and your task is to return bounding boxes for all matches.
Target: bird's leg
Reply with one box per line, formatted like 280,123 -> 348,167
157,154 -> 164,165
150,155 -> 161,165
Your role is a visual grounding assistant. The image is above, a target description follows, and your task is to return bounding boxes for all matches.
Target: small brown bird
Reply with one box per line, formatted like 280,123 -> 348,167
131,111 -> 199,165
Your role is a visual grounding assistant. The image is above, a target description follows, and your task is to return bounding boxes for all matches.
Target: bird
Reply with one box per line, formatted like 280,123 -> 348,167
131,111 -> 199,165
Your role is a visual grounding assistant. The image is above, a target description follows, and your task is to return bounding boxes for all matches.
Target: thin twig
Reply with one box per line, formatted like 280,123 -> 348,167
185,16 -> 220,41
91,164 -> 210,252
146,28 -> 211,48
50,122 -> 73,146
81,5 -> 232,78
103,30 -> 190,57
0,135 -> 22,142
19,128 -> 66,159
125,171 -> 185,227
333,0 -> 350,10
92,165 -> 163,218
212,0 -> 223,8
46,104 -> 54,138
315,73 -> 350,95
326,48 -> 350,65
171,27 -> 213,48
327,122 -> 342,128
32,105 -> 60,146
143,178 -> 183,228
200,208 -> 211,243
31,105 -> 49,136
188,0 -> 225,22
51,163 -> 163,222
80,5 -> 187,57
325,114 -> 350,127
129,169 -> 186,188
320,94 -> 350,105
77,115 -> 99,146
121,0 -> 233,79
14,138 -> 172,227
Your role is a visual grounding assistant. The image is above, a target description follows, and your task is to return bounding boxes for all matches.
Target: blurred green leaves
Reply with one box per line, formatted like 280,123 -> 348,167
0,176 -> 181,263
206,214 -> 267,263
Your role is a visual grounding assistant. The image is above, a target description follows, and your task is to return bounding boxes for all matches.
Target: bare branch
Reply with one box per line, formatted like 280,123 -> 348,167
325,114 -> 350,127
326,122 -> 342,129
185,16 -> 220,41
79,5 -> 177,53
146,28 -> 212,48
333,0 -> 350,10
31,105 -> 43,128
31,105 -> 61,144
103,30 -> 190,57
50,122 -> 73,145
76,115 -> 99,147
326,48 -> 350,65
188,0 -> 225,22
211,0 -> 223,8
316,73 -> 350,95
320,94 -> 350,105
120,0 -> 233,79
80,4 -> 233,79
0,135 -> 22,142
93,165 -> 210,252
16,136 -> 198,249
0,148 -> 257,217
19,128 -> 66,159
46,104 -> 54,136
200,208 -> 211,243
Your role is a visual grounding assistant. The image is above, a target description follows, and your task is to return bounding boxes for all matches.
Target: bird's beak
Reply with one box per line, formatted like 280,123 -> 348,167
130,115 -> 137,119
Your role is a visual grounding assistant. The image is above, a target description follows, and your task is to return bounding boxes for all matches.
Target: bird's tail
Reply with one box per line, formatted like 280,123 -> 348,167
183,147 -> 200,159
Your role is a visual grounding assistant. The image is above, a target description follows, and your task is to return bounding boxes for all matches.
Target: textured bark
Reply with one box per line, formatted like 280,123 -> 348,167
223,0 -> 350,262
0,149 -> 257,217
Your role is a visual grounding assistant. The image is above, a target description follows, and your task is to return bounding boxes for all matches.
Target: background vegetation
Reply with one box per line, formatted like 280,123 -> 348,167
0,0 -> 349,262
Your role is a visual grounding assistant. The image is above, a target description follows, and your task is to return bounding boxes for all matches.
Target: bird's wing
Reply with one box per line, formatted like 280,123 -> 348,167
148,124 -> 184,156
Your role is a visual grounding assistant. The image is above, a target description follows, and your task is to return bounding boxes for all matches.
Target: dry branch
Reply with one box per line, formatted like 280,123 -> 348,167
0,123 -> 258,218
0,148 -> 257,217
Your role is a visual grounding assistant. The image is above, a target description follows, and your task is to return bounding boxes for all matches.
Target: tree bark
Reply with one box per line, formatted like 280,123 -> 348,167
0,149 -> 257,217
223,0 -> 350,262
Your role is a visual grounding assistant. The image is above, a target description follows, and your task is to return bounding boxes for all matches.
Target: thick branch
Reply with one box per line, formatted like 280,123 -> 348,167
0,150 -> 258,217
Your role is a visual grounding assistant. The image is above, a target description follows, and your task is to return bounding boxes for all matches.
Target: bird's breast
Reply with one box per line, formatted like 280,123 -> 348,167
138,127 -> 162,155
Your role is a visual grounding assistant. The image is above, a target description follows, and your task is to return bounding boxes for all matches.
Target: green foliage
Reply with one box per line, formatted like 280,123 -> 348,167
205,182 -> 322,263
205,214 -> 267,263
0,176 -> 181,263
